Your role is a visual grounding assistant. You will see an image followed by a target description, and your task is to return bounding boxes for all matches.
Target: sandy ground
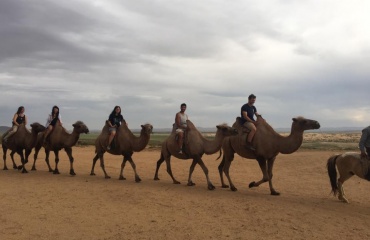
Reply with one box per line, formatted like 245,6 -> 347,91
0,146 -> 369,240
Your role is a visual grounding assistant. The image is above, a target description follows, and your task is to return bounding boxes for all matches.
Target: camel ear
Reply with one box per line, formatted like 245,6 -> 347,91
141,125 -> 144,128
216,125 -> 221,129
292,118 -> 297,122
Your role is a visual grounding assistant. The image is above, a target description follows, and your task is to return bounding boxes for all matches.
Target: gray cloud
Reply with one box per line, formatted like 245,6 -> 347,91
1,0 -> 370,131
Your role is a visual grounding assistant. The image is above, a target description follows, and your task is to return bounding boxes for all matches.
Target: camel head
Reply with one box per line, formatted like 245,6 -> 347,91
72,121 -> 89,134
140,124 -> 153,135
292,117 -> 320,131
30,122 -> 46,133
216,124 -> 238,136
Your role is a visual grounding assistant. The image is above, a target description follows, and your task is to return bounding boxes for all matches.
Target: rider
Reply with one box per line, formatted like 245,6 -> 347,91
107,106 -> 126,150
2,106 -> 28,142
175,103 -> 188,154
240,94 -> 260,151
359,125 -> 370,159
44,106 -> 62,144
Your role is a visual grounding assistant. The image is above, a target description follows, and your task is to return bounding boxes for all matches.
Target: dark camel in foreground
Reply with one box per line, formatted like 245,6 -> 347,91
327,152 -> 370,203
154,120 -> 238,190
90,121 -> 153,181
32,121 -> 89,175
1,123 -> 46,172
218,116 -> 320,195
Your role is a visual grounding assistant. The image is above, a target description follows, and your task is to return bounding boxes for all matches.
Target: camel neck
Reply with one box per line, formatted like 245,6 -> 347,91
203,130 -> 224,154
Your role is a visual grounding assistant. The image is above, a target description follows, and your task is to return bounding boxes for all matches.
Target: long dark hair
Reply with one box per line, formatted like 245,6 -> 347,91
16,106 -> 24,114
110,106 -> 122,116
51,105 -> 60,118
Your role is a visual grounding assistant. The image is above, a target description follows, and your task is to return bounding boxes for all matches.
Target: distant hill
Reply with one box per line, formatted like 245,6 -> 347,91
0,126 -> 10,134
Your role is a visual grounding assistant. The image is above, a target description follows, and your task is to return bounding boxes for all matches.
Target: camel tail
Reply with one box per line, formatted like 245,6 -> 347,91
216,149 -> 222,161
327,154 -> 340,196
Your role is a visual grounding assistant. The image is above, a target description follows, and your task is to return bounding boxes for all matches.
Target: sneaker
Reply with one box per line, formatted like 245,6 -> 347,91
107,145 -> 111,150
179,148 -> 183,154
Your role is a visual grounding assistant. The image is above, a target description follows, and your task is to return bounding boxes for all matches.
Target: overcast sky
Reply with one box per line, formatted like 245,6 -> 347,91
1,0 -> 369,131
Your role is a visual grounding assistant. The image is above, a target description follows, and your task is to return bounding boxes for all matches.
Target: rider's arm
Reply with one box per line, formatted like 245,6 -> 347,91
12,114 -> 18,126
242,111 -> 254,123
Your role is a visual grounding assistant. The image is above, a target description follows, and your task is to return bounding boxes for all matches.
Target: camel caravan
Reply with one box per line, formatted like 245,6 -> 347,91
1,99 -> 370,204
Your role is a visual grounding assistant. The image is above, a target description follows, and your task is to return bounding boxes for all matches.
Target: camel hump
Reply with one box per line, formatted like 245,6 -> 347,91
186,120 -> 196,130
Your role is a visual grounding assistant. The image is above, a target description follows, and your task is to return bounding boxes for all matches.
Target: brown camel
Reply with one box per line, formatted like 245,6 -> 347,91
90,121 -> 153,181
327,152 -> 370,203
218,116 -> 320,195
32,121 -> 89,175
1,123 -> 46,172
154,120 -> 238,190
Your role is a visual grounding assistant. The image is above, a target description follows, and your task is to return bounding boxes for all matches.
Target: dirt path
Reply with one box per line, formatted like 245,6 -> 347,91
1,147 -> 369,239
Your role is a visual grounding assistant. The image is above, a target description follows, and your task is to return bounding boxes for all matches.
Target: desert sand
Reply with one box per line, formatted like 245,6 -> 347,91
1,146 -> 369,240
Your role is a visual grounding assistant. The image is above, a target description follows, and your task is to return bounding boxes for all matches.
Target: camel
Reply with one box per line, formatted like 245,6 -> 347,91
32,121 -> 89,175
1,123 -> 46,173
218,116 -> 320,195
154,120 -> 238,190
327,153 -> 370,203
90,121 -> 153,182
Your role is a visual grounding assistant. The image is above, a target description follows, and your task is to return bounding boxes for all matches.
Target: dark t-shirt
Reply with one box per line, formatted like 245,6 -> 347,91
15,114 -> 26,125
240,104 -> 257,124
108,114 -> 124,127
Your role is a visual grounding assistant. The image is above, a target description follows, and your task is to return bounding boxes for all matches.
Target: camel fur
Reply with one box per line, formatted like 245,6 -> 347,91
2,123 -> 46,173
32,121 -> 89,175
154,120 -> 238,190
90,121 -> 153,182
218,116 -> 320,195
327,152 -> 370,203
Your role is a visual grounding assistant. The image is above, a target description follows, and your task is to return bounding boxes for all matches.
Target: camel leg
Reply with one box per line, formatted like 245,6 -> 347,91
10,150 -> 18,169
119,158 -> 127,180
64,148 -> 76,176
165,155 -> 180,184
90,153 -> 100,176
154,153 -> 165,180
187,159 -> 197,186
99,153 -> 111,179
223,154 -> 238,191
2,147 -> 8,170
218,156 -> 228,188
267,157 -> 279,195
249,157 -> 269,189
127,157 -> 141,183
194,157 -> 215,190
32,146 -> 39,171
53,150 -> 60,174
44,149 -> 53,172
18,150 -> 28,173
24,149 -> 31,164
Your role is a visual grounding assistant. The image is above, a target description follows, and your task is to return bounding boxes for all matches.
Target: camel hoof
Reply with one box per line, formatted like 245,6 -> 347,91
69,170 -> 76,176
135,177 -> 142,183
48,169 -> 54,172
13,165 -> 18,169
270,191 -> 280,196
53,170 -> 60,174
105,176 -> 111,179
249,181 -> 256,188
119,176 -> 126,180
208,184 -> 216,190
221,184 -> 229,188
154,177 -> 160,181
17,165 -> 23,170
31,167 -> 36,171
187,181 -> 196,186
22,169 -> 28,174
230,186 -> 238,191
173,181 -> 181,184
90,173 -> 96,176
3,167 -> 8,170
